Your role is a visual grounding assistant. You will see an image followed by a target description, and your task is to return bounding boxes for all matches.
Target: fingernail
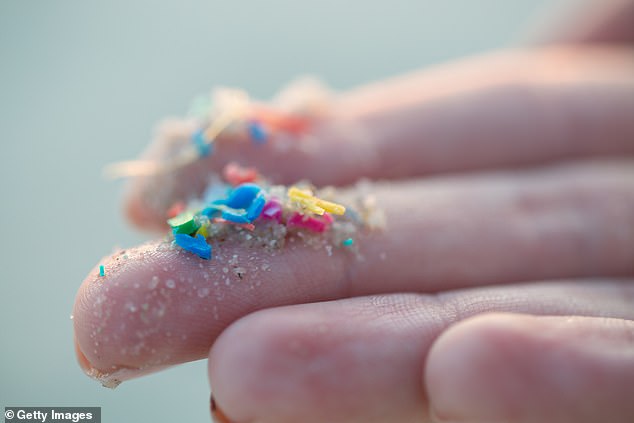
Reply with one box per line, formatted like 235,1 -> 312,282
210,394 -> 234,423
74,337 -> 123,388
74,336 -> 93,374
74,337 -> 170,389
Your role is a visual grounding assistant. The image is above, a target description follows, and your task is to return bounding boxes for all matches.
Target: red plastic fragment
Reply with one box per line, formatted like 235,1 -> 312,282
167,201 -> 186,219
222,162 -> 259,186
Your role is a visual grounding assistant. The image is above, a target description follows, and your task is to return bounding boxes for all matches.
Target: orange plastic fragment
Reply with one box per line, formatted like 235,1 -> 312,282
250,107 -> 311,134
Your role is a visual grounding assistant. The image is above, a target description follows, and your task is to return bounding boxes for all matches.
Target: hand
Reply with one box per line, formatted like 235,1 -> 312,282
73,1 -> 634,422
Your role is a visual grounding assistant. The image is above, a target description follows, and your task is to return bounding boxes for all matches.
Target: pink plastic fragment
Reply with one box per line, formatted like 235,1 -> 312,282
260,199 -> 283,222
287,212 -> 332,233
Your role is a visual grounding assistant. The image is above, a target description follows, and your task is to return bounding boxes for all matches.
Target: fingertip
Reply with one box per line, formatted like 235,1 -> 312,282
208,308 -> 354,423
120,117 -> 201,231
72,242 -> 204,385
426,313 -> 634,423
207,310 -> 300,423
72,253 -> 155,386
123,182 -> 167,232
426,313 -> 527,423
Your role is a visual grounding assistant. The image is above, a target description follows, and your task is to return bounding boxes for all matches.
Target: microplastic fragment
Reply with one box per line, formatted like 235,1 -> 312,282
174,234 -> 212,260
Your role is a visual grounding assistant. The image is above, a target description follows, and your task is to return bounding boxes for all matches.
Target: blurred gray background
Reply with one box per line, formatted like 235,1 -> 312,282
0,1 -> 563,421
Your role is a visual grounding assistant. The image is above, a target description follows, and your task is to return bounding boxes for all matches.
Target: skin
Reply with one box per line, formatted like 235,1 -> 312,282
73,1 -> 634,422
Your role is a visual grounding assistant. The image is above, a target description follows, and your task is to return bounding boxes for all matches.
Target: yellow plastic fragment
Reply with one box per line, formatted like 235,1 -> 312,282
288,186 -> 313,200
288,187 -> 324,214
195,224 -> 209,239
315,198 -> 346,215
287,186 -> 346,216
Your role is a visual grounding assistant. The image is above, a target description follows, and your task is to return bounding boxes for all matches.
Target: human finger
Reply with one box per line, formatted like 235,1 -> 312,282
531,0 -> 634,45
124,46 -> 634,230
427,313 -> 634,423
73,160 -> 634,386
206,281 -> 634,423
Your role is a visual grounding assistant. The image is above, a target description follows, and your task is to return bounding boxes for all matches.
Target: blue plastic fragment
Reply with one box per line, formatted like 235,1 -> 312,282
192,129 -> 212,157
221,208 -> 250,224
201,199 -> 228,218
248,121 -> 267,144
200,183 -> 265,223
174,233 -> 212,260
201,206 -> 220,218
99,265 -> 105,277
246,194 -> 266,221
342,238 -> 354,247
223,183 -> 262,209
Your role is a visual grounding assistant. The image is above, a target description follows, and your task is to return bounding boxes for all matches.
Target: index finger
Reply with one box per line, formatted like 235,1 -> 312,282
74,161 -> 634,387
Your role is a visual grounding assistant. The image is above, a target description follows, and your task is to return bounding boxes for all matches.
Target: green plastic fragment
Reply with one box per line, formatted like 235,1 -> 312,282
342,238 -> 354,247
99,265 -> 105,277
168,211 -> 201,235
